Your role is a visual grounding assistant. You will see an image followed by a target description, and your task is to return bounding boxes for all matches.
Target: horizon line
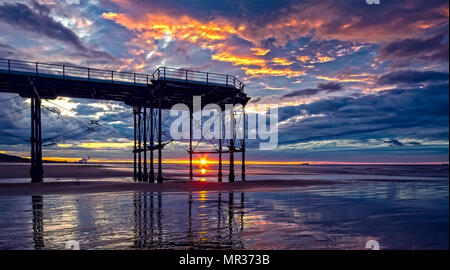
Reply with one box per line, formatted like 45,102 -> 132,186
1,152 -> 447,165
30,157 -> 450,165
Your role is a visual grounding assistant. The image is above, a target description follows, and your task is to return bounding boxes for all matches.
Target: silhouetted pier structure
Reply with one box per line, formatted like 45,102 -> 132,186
0,59 -> 249,183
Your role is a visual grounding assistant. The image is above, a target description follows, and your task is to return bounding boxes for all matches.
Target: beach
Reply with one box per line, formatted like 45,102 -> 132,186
0,163 -> 132,179
0,163 -> 448,249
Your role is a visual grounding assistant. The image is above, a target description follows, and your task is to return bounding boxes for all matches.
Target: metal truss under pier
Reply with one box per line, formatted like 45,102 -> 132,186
0,59 -> 250,183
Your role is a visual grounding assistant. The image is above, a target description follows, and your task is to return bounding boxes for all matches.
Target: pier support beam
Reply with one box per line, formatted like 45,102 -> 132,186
137,106 -> 142,181
218,137 -> 223,182
143,105 -> 148,182
241,106 -> 246,181
189,110 -> 193,180
133,108 -> 137,181
30,91 -> 43,183
157,95 -> 163,183
218,110 -> 223,182
149,105 -> 155,183
229,107 -> 235,183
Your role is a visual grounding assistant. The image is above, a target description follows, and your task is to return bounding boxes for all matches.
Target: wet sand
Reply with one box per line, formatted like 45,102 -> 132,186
0,179 -> 339,196
1,163 -> 447,196
0,163 -> 131,179
0,163 -> 447,249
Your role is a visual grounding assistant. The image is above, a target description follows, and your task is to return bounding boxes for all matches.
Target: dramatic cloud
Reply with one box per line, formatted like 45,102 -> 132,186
0,0 -> 448,162
282,82 -> 343,98
384,139 -> 404,147
379,33 -> 449,64
377,70 -> 449,86
277,83 -> 449,147
0,42 -> 15,58
0,1 -> 113,60
317,82 -> 342,91
0,2 -> 84,49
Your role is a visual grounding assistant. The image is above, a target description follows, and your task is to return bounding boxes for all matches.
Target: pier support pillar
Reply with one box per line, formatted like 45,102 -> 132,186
30,91 -> 43,183
133,107 -> 137,181
157,96 -> 163,183
189,110 -> 193,180
143,105 -> 148,182
149,105 -> 155,183
137,106 -> 142,181
218,110 -> 223,182
218,137 -> 223,182
229,107 -> 235,183
241,106 -> 246,181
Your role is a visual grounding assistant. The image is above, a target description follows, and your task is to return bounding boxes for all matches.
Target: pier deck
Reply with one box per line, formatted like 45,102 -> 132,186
0,58 -> 249,183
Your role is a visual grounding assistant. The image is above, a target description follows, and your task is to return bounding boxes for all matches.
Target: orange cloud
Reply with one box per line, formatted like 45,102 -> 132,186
102,11 -> 304,78
243,67 -> 304,78
102,12 -> 239,49
211,51 -> 266,66
315,56 -> 334,63
251,48 -> 270,56
297,56 -> 311,63
312,54 -> 335,63
316,73 -> 374,84
272,57 -> 293,66
78,142 -> 134,149
56,144 -> 73,148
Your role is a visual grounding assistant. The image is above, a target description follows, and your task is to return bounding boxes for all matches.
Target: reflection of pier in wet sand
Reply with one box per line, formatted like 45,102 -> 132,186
31,195 -> 44,249
12,175 -> 450,250
133,192 -> 245,249
30,191 -> 246,249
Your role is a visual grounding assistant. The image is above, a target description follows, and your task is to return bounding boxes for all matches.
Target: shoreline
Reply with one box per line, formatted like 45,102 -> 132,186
0,179 -> 340,196
0,163 -> 131,179
0,163 -> 447,196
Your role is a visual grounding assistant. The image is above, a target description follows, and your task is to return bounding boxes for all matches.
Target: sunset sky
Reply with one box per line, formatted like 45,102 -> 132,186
0,0 -> 448,163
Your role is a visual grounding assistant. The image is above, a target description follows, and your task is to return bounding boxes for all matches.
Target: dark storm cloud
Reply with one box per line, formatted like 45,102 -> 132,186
384,139 -> 403,147
379,33 -> 449,63
383,139 -> 423,147
317,82 -> 342,91
0,2 -> 84,50
282,82 -> 343,98
377,70 -> 449,85
0,2 -> 113,60
310,0 -> 449,41
282,89 -> 322,98
30,0 -> 51,15
109,0 -> 291,23
277,83 -> 449,145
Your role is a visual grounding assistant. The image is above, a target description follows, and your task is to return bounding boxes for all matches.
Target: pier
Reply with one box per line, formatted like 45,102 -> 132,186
0,59 -> 250,183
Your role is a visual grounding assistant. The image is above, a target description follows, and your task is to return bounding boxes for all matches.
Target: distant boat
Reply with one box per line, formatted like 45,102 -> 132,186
78,156 -> 91,164
300,162 -> 311,166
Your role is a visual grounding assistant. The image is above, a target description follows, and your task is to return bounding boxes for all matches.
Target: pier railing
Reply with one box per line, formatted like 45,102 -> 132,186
152,67 -> 245,90
0,59 -> 245,90
0,58 -> 151,86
